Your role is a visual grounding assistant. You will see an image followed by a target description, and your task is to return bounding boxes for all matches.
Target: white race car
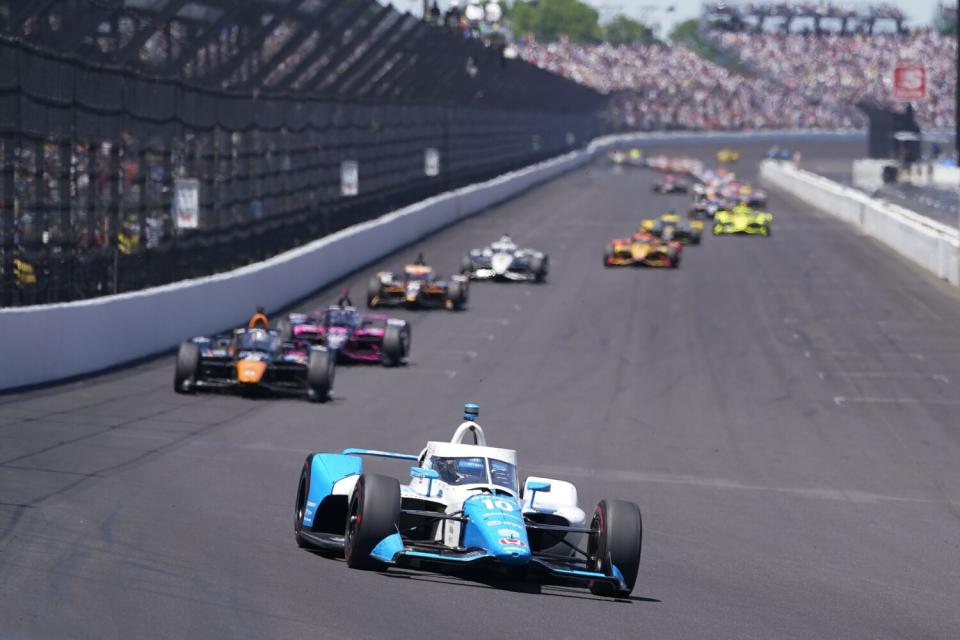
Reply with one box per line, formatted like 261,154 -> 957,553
294,403 -> 643,597
461,235 -> 548,282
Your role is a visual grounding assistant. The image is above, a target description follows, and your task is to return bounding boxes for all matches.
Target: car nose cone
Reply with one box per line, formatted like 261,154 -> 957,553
491,253 -> 512,274
236,359 -> 266,383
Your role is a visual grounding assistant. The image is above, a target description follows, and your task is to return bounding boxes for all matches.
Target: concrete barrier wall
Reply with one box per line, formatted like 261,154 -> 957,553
760,159 -> 959,287
0,129 -> 864,390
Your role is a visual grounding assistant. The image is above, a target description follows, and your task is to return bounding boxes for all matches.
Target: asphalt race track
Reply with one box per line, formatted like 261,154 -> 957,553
3,140 -> 960,640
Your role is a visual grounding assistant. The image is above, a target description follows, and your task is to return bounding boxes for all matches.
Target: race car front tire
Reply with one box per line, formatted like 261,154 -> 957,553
306,349 -> 334,402
367,276 -> 383,308
530,254 -> 548,283
344,473 -> 401,570
174,342 -> 199,394
460,254 -> 474,276
588,499 -> 642,598
294,456 -> 314,548
447,280 -> 467,310
381,323 -> 409,367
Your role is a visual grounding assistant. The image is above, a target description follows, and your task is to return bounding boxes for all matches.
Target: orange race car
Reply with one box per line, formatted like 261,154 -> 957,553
367,253 -> 468,310
604,231 -> 682,268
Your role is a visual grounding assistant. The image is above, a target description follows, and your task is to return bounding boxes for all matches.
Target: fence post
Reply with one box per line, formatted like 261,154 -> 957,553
85,142 -> 97,297
1,137 -> 14,307
108,136 -> 120,294
34,138 -> 47,303
58,141 -> 71,302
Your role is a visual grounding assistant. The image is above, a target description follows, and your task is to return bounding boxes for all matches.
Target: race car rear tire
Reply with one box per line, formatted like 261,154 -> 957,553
764,226 -> 772,238
381,323 -> 409,367
276,317 -> 293,342
174,342 -> 199,394
367,276 -> 383,308
691,233 -> 702,246
530,255 -> 548,283
344,473 -> 401,570
306,349 -> 334,402
294,456 -> 314,548
447,280 -> 467,311
460,254 -> 474,276
588,499 -> 642,598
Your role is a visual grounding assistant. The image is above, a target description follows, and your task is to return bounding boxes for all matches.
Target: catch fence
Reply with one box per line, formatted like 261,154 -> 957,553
0,0 -> 603,306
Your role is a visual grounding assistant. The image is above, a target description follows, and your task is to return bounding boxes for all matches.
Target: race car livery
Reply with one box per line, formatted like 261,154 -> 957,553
293,403 -> 643,598
607,148 -> 645,167
691,193 -> 729,219
461,235 -> 548,282
716,148 -> 740,164
641,213 -> 703,245
731,183 -> 767,208
604,232 -> 682,268
277,304 -> 410,367
713,204 -> 773,236
652,174 -> 689,194
368,257 -> 468,310
174,326 -> 334,402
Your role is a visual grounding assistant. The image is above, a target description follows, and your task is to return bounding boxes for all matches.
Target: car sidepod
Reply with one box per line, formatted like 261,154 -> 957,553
297,453 -> 362,547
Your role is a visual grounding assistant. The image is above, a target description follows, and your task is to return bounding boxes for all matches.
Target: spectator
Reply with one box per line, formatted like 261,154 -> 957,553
713,29 -> 956,130
517,28 -> 956,131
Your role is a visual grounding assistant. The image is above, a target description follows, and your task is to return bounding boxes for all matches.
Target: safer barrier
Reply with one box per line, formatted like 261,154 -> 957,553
759,159 -> 959,286
1,130 -> 865,390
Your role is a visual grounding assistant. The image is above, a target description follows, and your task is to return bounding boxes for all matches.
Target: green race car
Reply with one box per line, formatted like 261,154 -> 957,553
712,205 -> 773,237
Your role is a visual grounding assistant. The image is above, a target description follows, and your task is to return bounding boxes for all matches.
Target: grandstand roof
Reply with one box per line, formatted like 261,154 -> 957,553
0,0 -> 603,110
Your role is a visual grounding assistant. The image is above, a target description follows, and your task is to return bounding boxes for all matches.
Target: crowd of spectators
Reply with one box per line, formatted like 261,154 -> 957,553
713,30 -> 956,130
516,29 -> 956,131
517,40 -> 862,130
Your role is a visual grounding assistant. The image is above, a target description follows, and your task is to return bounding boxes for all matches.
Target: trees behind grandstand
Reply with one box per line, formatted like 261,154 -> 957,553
507,0 -> 653,44
509,0 -> 601,42
604,15 -> 656,45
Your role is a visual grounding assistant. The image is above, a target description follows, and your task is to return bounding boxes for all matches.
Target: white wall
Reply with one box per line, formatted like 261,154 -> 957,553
760,159 -> 959,287
0,130 -> 864,390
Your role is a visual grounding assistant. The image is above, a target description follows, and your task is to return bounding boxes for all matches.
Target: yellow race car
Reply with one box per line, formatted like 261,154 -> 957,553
604,233 -> 682,268
716,148 -> 740,163
712,205 -> 773,237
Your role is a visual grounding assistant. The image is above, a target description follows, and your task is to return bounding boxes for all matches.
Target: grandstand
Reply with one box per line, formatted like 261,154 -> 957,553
518,2 -> 956,132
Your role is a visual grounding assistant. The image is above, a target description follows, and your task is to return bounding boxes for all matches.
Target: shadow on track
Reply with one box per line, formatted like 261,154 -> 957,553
378,567 -> 661,604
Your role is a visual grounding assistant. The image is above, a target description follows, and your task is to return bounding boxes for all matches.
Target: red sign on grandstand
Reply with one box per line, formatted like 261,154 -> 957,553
892,64 -> 926,101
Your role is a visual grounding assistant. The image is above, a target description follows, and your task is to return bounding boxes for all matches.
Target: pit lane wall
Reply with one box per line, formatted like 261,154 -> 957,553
760,159 -> 960,286
0,130 -> 863,390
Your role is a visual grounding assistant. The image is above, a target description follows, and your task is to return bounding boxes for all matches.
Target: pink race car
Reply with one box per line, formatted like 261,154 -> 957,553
277,304 -> 410,366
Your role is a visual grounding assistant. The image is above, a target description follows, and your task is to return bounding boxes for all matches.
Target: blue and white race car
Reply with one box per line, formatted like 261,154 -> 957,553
293,404 -> 643,597
460,236 -> 548,282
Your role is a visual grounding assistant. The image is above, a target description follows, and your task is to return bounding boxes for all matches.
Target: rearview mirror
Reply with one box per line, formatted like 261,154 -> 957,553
527,481 -> 551,492
410,467 -> 439,480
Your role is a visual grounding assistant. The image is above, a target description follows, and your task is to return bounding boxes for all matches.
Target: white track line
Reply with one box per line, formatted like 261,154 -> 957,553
833,396 -> 960,406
